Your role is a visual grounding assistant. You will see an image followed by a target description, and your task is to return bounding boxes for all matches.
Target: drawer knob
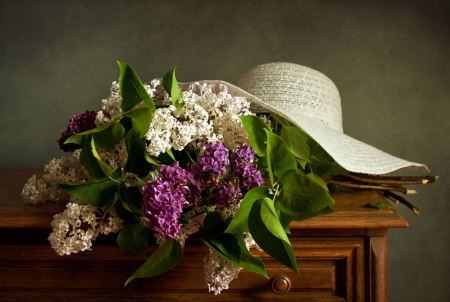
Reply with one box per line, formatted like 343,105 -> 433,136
271,275 -> 291,294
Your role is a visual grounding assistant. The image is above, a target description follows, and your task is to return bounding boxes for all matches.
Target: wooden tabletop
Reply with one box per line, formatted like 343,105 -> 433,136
0,169 -> 408,230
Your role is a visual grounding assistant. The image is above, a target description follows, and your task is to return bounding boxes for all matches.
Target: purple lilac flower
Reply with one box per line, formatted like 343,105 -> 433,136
231,144 -> 264,190
57,110 -> 98,152
232,144 -> 256,162
141,162 -> 200,239
209,182 -> 242,209
189,142 -> 230,190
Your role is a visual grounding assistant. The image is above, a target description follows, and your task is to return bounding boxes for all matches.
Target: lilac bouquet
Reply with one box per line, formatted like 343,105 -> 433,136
21,62 -> 338,294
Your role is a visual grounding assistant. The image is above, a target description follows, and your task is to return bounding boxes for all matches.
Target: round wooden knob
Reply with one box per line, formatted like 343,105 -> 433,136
271,275 -> 292,294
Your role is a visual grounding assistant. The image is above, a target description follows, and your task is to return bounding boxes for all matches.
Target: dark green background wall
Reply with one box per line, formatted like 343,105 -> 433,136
1,0 -> 449,300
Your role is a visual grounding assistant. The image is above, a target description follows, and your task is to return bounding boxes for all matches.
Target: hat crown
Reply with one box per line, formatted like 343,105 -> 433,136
237,62 -> 343,133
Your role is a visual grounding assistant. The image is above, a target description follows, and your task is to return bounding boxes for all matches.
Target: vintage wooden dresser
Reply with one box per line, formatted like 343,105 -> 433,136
0,169 -> 408,301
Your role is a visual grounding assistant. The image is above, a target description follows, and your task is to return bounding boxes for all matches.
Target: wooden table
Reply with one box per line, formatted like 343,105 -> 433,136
0,169 -> 408,301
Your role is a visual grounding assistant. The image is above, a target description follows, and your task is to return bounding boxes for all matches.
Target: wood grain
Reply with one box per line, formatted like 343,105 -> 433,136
0,169 -> 409,301
0,169 -> 408,230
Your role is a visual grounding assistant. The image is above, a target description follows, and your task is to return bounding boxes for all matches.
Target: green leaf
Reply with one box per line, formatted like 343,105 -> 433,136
121,186 -> 144,216
125,238 -> 182,286
308,162 -> 335,176
280,126 -> 310,161
182,149 -> 198,164
279,211 -> 292,234
79,135 -> 108,181
326,165 -> 348,176
118,61 -> 155,112
248,198 -> 297,273
362,201 -> 389,210
287,205 -> 334,222
277,169 -> 334,215
202,211 -> 225,234
103,192 -> 119,216
115,200 -> 139,222
240,115 -> 269,157
201,212 -> 241,263
307,173 -> 329,191
257,155 -> 268,169
310,143 -> 334,163
119,116 -> 133,134
225,186 -> 270,234
117,223 -> 150,259
121,199 -> 133,212
296,158 -> 308,170
157,149 -> 176,164
271,113 -> 294,129
90,136 -> 113,177
166,149 -> 176,161
235,234 -> 268,278
81,138 -> 122,183
202,212 -> 268,278
260,198 -> 290,242
111,167 -> 123,180
328,184 -> 354,192
56,179 -> 117,206
125,129 -> 156,177
265,130 -> 297,186
66,120 -> 125,150
162,67 -> 182,110
122,106 -> 154,138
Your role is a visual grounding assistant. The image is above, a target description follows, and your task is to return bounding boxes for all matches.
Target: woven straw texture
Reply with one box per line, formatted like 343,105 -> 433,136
194,62 -> 429,175
239,62 -> 343,133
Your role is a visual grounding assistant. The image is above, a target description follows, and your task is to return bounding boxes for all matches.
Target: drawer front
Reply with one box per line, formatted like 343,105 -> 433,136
0,233 -> 364,301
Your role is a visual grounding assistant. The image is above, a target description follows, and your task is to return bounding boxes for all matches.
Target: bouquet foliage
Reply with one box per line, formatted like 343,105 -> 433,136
22,62 -> 345,294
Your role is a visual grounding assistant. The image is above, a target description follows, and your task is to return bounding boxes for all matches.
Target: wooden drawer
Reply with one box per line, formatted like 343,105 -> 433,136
0,170 -> 410,301
0,229 -> 364,301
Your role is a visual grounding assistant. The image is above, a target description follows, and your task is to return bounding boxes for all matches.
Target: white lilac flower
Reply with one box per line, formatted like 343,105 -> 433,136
21,151 -> 84,204
96,81 -> 122,126
243,232 -> 263,251
24,73 -> 261,295
259,114 -> 273,131
21,175 -> 49,204
203,249 -> 242,295
23,83 -> 127,205
48,203 -> 100,256
48,203 -> 123,256
144,81 -> 252,157
97,138 -> 128,170
223,203 -> 241,220
145,108 -> 180,156
99,207 -> 124,235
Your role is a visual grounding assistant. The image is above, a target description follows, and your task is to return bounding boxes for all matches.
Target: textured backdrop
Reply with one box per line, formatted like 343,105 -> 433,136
1,0 -> 449,300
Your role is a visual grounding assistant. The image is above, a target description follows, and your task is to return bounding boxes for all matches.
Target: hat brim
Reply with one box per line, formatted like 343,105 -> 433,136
181,80 -> 429,175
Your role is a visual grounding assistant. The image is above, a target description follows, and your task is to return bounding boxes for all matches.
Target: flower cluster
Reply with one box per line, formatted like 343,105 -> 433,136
21,151 -> 83,204
189,142 -> 229,190
190,142 -> 264,209
48,203 -> 123,256
153,207 -> 206,248
203,249 -> 242,295
58,110 -> 98,152
141,162 -> 200,239
146,82 -> 251,156
95,80 -> 159,126
231,144 -> 264,190
21,140 -> 128,205
20,64 -> 282,295
142,142 -> 264,239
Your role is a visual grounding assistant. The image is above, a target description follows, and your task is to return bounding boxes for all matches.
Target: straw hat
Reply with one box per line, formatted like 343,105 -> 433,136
198,62 -> 429,175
